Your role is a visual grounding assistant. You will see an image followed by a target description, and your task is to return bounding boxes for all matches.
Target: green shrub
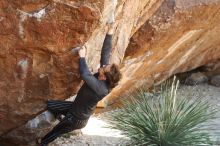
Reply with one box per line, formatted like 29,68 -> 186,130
105,80 -> 217,146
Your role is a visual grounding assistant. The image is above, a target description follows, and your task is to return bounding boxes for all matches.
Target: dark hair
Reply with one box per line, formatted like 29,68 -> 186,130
105,64 -> 122,89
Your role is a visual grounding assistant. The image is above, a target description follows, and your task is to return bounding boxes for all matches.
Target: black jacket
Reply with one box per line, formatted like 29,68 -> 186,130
69,34 -> 112,120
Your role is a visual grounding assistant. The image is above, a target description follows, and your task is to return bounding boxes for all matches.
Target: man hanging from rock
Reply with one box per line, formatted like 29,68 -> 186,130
38,21 -> 122,145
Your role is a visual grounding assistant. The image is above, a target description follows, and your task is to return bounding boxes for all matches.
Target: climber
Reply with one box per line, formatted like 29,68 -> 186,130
38,22 -> 122,146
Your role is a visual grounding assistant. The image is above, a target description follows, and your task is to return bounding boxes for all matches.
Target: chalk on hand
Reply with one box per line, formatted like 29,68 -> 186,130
71,46 -> 81,54
106,0 -> 117,24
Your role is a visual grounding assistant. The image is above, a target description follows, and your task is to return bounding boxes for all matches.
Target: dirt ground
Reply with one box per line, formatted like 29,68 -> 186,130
49,83 -> 220,146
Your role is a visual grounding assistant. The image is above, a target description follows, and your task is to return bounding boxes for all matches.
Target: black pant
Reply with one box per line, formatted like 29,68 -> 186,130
47,100 -> 73,118
41,100 -> 88,145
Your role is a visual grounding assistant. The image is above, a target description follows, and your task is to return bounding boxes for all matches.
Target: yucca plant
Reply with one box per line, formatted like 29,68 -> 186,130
105,79 -> 217,146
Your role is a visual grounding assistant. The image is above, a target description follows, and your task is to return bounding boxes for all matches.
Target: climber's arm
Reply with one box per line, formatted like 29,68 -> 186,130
78,48 -> 108,95
100,35 -> 112,67
100,24 -> 114,67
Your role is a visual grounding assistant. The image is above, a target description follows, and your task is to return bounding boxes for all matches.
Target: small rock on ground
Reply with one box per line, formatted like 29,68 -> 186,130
210,75 -> 220,87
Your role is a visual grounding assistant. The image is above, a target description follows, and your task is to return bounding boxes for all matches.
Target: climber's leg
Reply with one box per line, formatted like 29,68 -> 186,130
47,100 -> 73,119
40,114 -> 88,145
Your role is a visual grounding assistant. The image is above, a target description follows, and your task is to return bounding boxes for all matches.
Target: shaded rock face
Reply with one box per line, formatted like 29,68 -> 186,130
0,111 -> 55,146
0,0 -> 220,145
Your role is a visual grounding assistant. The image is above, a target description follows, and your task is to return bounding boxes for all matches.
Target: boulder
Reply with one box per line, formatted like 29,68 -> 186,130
210,75 -> 220,87
185,72 -> 208,85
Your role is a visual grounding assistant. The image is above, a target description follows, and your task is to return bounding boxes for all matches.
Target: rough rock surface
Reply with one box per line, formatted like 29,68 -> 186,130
102,0 -> 220,106
0,0 -> 220,145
